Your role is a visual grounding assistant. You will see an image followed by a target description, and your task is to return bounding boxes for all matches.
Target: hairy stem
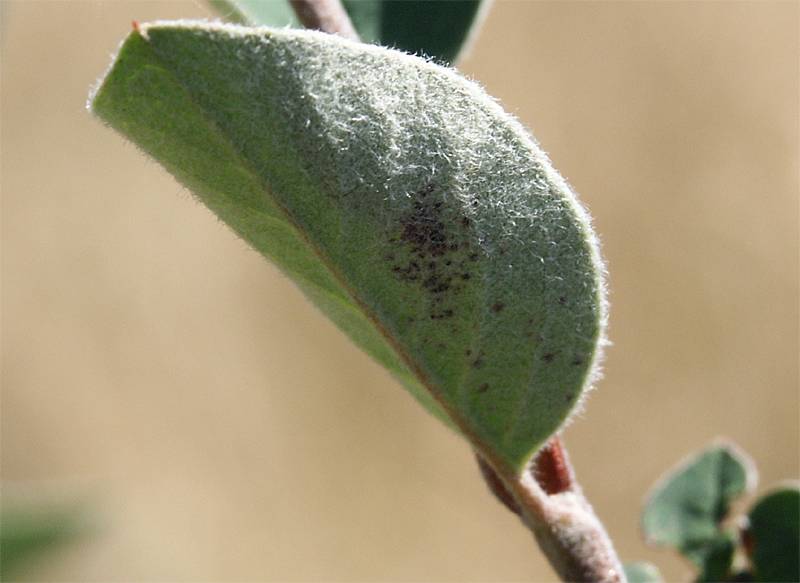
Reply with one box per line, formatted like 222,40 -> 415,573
479,437 -> 626,583
289,0 -> 360,42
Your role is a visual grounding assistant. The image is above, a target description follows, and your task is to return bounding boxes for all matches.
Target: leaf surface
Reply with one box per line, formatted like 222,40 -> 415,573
642,442 -> 755,558
90,22 -> 606,473
747,484 -> 800,582
210,0 -> 488,64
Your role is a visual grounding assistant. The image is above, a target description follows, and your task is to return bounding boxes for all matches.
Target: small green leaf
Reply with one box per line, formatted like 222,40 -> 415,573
210,0 -> 489,64
623,561 -> 663,583
89,23 -> 606,473
747,484 -> 799,582
642,441 -> 756,558
0,504 -> 86,579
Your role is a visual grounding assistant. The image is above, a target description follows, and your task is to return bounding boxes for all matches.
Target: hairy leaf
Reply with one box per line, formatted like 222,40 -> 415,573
210,0 -> 489,64
89,22 -> 606,473
642,442 -> 755,558
747,484 -> 800,582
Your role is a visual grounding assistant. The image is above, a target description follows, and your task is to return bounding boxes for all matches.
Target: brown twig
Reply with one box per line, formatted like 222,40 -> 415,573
478,437 -> 626,583
289,0 -> 360,42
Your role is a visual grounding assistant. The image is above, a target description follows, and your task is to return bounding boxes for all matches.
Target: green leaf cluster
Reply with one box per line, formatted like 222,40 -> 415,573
634,441 -> 799,582
89,22 -> 606,474
209,0 -> 488,64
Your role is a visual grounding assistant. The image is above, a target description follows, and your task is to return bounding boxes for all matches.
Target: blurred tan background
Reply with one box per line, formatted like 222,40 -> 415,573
2,1 -> 797,581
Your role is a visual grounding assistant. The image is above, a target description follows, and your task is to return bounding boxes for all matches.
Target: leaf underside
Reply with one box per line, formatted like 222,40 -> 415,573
90,23 -> 605,473
210,0 -> 487,64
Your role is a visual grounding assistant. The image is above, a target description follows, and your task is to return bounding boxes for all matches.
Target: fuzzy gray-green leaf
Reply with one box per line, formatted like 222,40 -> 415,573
90,22 -> 605,473
210,0 -> 488,64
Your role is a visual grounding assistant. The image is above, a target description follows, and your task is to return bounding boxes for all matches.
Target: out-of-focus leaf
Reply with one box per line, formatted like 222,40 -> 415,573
747,484 -> 799,582
623,561 -> 663,583
89,23 -> 606,473
209,0 -> 489,64
642,442 -> 755,558
0,505 -> 85,579
690,529 -> 736,582
209,0 -> 297,27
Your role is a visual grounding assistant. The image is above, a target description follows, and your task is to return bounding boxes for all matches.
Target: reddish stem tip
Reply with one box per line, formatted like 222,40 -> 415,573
533,436 -> 574,495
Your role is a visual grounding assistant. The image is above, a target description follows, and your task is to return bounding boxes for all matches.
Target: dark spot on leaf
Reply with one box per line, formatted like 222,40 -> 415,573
572,356 -> 584,366
558,296 -> 567,305
478,383 -> 490,393
542,352 -> 556,363
564,393 -> 574,402
491,302 -> 505,313
388,184 -> 479,324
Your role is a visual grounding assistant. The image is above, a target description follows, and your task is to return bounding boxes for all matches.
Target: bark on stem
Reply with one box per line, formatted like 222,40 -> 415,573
289,0 -> 360,42
478,437 -> 626,583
